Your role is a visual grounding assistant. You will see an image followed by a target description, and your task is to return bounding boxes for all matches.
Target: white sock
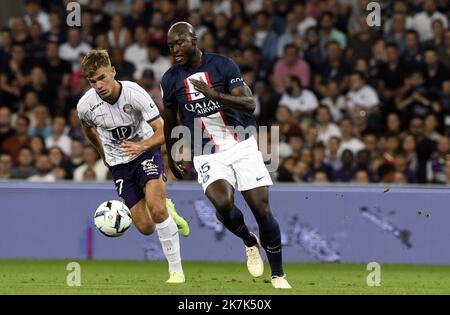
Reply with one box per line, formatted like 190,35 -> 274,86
156,215 -> 183,274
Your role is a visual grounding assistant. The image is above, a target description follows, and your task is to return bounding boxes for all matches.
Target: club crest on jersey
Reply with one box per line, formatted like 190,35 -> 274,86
123,104 -> 133,113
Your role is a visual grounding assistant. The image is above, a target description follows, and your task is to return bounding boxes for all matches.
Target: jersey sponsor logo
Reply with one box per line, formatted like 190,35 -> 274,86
123,104 -> 133,113
184,99 -> 223,116
89,101 -> 104,112
230,77 -> 243,84
183,72 -> 213,101
111,126 -> 132,140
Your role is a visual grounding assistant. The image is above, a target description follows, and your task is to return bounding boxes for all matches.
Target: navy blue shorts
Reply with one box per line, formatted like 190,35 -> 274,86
109,149 -> 166,209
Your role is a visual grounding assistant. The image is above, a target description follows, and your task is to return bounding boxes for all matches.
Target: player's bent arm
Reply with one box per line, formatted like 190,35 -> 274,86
214,85 -> 256,114
139,117 -> 165,151
121,118 -> 165,157
81,123 -> 106,163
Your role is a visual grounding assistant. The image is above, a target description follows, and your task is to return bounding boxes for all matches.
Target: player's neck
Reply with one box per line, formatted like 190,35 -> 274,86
101,80 -> 122,104
186,49 -> 203,70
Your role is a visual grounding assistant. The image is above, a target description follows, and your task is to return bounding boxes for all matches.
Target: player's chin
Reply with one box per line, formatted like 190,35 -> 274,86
174,56 -> 187,65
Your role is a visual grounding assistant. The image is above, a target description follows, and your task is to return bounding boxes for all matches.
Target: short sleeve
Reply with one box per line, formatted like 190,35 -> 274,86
160,72 -> 178,110
307,90 -> 319,110
222,57 -> 245,92
77,103 -> 94,127
365,86 -> 379,108
131,84 -> 161,123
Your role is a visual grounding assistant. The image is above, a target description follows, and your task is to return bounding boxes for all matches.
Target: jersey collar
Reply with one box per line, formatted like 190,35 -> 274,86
97,80 -> 123,105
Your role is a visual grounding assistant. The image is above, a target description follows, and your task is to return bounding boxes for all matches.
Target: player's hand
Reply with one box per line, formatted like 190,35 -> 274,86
169,160 -> 185,179
189,78 -> 219,100
121,140 -> 145,159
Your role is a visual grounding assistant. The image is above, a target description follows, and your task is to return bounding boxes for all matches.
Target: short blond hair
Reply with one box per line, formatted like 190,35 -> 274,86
81,50 -> 111,78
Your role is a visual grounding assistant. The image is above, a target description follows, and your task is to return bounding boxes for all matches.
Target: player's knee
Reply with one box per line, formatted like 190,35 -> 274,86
136,221 -> 155,235
212,195 -> 234,213
150,206 -> 168,224
254,204 -> 272,223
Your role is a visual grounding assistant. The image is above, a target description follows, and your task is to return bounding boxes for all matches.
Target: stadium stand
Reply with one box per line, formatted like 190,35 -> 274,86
0,0 -> 449,185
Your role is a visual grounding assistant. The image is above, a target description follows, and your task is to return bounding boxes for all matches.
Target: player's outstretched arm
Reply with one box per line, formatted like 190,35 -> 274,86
162,107 -> 185,179
81,123 -> 107,166
189,78 -> 256,114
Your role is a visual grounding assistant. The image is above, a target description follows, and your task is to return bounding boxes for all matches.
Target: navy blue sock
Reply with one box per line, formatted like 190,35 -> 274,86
258,214 -> 284,277
216,205 -> 257,247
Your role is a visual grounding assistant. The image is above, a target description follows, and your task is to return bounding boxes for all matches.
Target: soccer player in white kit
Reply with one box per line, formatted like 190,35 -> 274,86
77,50 -> 188,283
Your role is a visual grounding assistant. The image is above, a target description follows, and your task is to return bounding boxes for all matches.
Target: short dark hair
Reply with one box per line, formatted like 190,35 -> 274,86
378,163 -> 396,179
243,45 -> 261,56
284,43 -> 298,53
147,42 -> 161,50
406,29 -> 419,37
424,47 -> 438,54
142,69 -> 155,79
17,114 -> 30,126
326,40 -> 340,49
385,132 -> 400,140
0,27 -> 12,35
255,10 -> 270,19
288,75 -> 302,88
25,0 -> 40,5
312,142 -> 325,151
350,71 -> 367,82
321,11 -> 335,20
386,42 -> 399,50
340,117 -> 353,125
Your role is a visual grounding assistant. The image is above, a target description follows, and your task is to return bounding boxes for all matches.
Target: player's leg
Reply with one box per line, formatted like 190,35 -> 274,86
204,179 -> 265,277
144,176 -> 185,283
232,136 -> 291,288
205,179 -> 258,248
129,199 -> 155,235
241,187 -> 291,289
111,173 -> 155,236
241,187 -> 282,275
193,153 -> 262,277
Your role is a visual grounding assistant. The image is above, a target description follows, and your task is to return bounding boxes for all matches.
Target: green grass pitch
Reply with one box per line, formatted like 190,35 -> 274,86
1,260 -> 449,294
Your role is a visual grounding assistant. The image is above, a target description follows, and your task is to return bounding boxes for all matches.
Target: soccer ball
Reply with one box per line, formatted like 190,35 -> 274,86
94,200 -> 132,237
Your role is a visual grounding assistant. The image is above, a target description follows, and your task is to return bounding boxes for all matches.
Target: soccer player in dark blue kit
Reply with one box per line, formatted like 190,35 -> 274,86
161,22 -> 291,289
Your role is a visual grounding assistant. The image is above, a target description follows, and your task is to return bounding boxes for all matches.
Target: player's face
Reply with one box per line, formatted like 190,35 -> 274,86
87,66 -> 116,98
167,33 -> 195,65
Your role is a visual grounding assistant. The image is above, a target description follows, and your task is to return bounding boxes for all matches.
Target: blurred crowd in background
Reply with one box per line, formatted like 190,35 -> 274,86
1,0 -> 450,185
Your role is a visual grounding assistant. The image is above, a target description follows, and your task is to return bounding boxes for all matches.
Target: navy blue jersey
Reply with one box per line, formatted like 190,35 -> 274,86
160,53 -> 257,156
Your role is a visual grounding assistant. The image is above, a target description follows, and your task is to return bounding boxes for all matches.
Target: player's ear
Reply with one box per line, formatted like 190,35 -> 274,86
191,35 -> 197,47
111,66 -> 116,77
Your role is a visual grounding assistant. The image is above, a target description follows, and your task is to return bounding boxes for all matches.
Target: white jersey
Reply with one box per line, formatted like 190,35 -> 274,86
77,81 -> 160,166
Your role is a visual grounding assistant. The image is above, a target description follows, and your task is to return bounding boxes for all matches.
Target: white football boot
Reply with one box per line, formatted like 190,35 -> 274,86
245,232 -> 264,277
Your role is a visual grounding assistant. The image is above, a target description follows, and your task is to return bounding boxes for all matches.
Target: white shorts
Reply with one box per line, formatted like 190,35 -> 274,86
193,136 -> 273,192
